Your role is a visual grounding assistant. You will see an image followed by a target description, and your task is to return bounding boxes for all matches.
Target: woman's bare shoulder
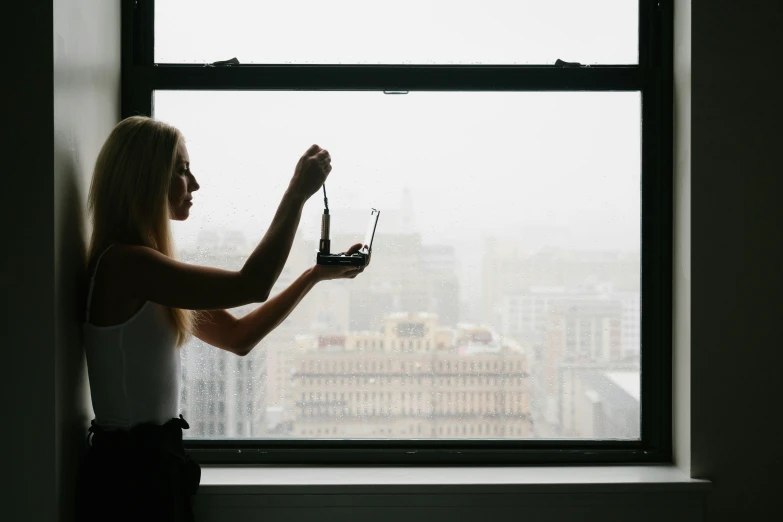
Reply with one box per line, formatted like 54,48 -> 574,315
90,244 -> 164,289
100,244 -> 166,270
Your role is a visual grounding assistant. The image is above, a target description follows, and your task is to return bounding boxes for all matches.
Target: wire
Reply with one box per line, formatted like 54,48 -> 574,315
323,184 -> 329,212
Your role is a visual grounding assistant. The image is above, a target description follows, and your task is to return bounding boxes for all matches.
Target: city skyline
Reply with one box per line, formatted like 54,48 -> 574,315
173,186 -> 640,320
177,227 -> 639,441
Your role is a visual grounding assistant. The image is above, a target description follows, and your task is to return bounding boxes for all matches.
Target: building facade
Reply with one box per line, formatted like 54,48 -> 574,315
287,313 -> 532,439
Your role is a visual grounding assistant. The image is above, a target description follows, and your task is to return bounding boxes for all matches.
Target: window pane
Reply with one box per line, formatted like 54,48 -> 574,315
155,0 -> 638,65
156,90 -> 641,440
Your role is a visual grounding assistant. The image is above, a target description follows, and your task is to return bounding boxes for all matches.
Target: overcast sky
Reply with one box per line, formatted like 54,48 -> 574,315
157,91 -> 641,250
154,2 -> 641,301
156,0 -> 637,65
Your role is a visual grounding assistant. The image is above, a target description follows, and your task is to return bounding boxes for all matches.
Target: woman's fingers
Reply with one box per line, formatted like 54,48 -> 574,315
315,149 -> 331,171
345,243 -> 363,255
321,244 -> 368,280
316,150 -> 332,175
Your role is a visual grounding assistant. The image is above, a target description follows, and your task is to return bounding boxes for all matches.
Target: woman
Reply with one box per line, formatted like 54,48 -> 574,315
75,116 -> 370,521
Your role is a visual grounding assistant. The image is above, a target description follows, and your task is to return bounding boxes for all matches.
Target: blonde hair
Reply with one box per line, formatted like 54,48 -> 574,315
87,116 -> 195,347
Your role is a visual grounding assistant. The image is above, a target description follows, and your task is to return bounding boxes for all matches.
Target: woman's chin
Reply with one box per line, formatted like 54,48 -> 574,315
171,210 -> 190,221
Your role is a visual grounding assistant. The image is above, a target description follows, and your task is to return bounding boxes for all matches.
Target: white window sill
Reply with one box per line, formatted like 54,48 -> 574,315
198,464 -> 710,495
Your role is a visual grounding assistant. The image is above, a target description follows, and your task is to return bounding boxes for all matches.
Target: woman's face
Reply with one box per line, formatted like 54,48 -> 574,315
169,140 -> 200,221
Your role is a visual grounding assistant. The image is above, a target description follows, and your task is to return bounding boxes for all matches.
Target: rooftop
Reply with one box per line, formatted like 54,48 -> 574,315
605,371 -> 640,402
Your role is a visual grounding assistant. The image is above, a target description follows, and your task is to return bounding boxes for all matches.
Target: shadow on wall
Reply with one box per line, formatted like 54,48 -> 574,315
54,141 -> 90,522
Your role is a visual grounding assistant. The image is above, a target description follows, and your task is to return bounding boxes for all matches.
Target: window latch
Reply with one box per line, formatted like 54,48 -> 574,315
555,58 -> 590,68
208,57 -> 240,67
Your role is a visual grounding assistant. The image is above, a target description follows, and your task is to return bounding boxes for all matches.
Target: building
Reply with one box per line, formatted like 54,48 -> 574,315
286,313 -> 532,439
500,284 -> 637,356
320,230 -> 462,332
481,242 -> 640,329
421,244 -> 460,327
179,228 -> 314,438
619,292 -> 641,358
505,285 -> 639,438
560,367 -> 640,439
320,188 -> 461,330
481,236 -> 529,328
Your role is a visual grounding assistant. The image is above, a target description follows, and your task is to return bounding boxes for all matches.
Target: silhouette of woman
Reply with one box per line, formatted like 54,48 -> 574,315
75,116 -> 369,521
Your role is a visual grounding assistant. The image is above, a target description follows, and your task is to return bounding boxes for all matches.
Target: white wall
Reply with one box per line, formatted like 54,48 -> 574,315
0,1 -> 119,521
690,0 -> 783,520
53,0 -> 120,518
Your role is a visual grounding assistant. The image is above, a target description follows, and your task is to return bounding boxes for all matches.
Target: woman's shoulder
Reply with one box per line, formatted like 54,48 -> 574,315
86,243 -> 150,326
89,244 -> 163,283
98,244 -> 162,268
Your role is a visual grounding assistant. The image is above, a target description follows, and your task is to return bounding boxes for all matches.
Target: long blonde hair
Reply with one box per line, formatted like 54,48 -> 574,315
87,116 -> 195,347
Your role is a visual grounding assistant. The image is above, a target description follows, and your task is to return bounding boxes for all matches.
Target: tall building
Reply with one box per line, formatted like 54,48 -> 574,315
512,286 -> 639,438
179,230 -> 252,438
421,244 -> 460,327
619,292 -> 641,358
321,230 -> 461,332
319,187 -> 461,329
481,236 -> 528,328
559,367 -> 640,439
500,287 -> 568,343
180,331 -> 265,438
286,313 -> 532,439
499,284 -> 638,356
179,228 -> 314,438
481,243 -> 640,329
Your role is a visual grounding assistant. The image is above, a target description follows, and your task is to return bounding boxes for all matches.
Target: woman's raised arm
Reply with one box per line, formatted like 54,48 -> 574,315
105,144 -> 332,311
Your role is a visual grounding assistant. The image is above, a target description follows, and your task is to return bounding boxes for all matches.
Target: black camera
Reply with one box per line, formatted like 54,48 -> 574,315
316,207 -> 379,267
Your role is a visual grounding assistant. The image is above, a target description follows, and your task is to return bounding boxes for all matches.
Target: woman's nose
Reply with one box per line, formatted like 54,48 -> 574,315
189,174 -> 200,192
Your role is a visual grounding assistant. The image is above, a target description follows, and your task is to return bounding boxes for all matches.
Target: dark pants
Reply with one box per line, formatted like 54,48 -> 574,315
75,415 -> 201,522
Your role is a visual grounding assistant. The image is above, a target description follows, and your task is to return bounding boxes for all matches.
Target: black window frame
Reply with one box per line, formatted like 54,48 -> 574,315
122,0 -> 673,465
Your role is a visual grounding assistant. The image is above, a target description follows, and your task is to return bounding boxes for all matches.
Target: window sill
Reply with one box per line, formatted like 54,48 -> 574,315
198,464 -> 709,495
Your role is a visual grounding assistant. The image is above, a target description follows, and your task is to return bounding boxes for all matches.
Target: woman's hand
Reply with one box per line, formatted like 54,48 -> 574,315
288,144 -> 332,201
311,243 -> 372,282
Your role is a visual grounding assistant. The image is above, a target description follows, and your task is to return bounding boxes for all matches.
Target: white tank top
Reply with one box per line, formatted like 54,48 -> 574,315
84,245 -> 182,430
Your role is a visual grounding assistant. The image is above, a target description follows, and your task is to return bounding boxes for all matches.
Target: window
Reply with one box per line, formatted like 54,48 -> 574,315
155,0 -> 638,65
128,0 -> 670,464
